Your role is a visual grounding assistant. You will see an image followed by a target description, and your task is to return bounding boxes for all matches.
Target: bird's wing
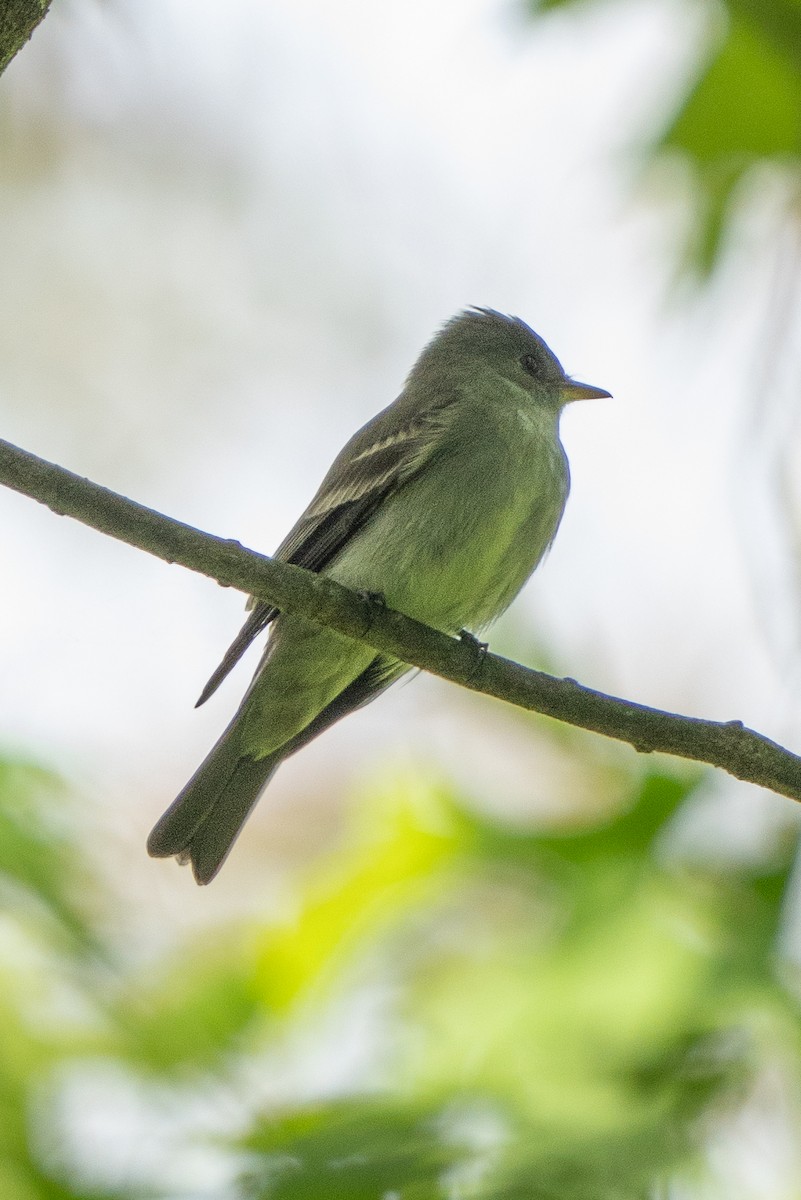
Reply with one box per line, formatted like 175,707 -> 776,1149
194,604 -> 275,707
195,397 -> 457,705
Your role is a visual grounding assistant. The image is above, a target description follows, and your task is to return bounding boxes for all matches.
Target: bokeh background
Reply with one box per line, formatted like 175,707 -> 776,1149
1,0 -> 801,1195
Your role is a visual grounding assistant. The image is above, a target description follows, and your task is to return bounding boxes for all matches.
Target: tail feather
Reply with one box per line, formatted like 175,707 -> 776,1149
149,656 -> 408,885
147,724 -> 280,885
147,722 -> 241,858
183,754 -> 280,884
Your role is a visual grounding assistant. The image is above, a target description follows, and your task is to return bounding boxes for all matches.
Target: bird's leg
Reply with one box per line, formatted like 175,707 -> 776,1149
459,628 -> 489,682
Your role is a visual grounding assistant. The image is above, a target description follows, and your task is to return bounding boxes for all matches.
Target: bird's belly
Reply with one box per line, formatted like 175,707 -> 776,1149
327,448 -> 567,633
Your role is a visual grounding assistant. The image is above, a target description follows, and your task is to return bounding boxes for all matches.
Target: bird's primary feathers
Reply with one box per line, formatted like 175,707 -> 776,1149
147,308 -> 609,883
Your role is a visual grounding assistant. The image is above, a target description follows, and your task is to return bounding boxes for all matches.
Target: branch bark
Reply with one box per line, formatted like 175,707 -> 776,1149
0,0 -> 51,77
2,435 -> 801,803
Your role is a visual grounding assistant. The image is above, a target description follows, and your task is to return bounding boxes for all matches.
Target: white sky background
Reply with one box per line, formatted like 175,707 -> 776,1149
0,0 -> 799,919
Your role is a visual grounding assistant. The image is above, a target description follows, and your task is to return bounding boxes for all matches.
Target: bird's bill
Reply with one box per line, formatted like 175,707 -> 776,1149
559,378 -> 612,402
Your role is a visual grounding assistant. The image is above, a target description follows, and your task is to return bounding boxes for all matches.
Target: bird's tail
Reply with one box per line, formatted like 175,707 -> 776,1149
147,724 -> 281,885
149,657 -> 406,885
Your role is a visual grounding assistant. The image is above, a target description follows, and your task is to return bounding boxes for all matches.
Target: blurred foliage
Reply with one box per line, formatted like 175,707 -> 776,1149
1,751 -> 801,1197
527,0 -> 801,275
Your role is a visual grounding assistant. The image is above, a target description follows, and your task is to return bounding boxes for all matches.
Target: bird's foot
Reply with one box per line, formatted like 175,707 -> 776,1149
356,589 -> 387,634
459,628 -> 489,681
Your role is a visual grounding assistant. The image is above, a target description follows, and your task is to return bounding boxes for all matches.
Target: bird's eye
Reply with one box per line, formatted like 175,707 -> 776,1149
520,354 -> 541,378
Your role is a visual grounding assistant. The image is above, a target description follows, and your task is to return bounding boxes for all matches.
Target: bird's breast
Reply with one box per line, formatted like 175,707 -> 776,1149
327,404 -> 569,633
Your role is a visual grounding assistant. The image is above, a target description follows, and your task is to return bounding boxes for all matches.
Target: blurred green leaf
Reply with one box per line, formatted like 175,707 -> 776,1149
251,777 -> 463,1014
664,14 -> 801,161
728,0 -> 801,71
523,0 -> 594,14
242,1099 -> 461,1200
657,7 -> 801,272
111,937 -> 263,1073
237,1035 -> 741,1199
0,758 -> 98,953
523,0 -> 801,275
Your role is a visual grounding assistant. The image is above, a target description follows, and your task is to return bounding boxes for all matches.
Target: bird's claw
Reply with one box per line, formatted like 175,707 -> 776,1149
357,589 -> 387,634
459,628 -> 488,681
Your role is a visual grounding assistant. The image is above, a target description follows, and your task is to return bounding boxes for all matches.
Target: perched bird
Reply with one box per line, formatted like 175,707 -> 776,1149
147,308 -> 609,883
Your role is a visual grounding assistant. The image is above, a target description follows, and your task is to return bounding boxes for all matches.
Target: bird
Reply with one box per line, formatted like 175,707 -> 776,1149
147,307 -> 610,883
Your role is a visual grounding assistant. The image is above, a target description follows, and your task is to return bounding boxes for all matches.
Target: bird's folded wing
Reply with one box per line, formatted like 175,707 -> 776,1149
195,396 -> 457,705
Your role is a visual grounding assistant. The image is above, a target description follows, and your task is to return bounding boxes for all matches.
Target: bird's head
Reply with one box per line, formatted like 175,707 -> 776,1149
410,307 -> 610,409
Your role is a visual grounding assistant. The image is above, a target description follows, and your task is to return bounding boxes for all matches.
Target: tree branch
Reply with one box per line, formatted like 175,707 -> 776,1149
0,0 -> 52,77
2,435 -> 800,803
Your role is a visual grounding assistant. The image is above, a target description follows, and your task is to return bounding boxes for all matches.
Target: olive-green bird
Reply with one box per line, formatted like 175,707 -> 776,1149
147,308 -> 609,883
